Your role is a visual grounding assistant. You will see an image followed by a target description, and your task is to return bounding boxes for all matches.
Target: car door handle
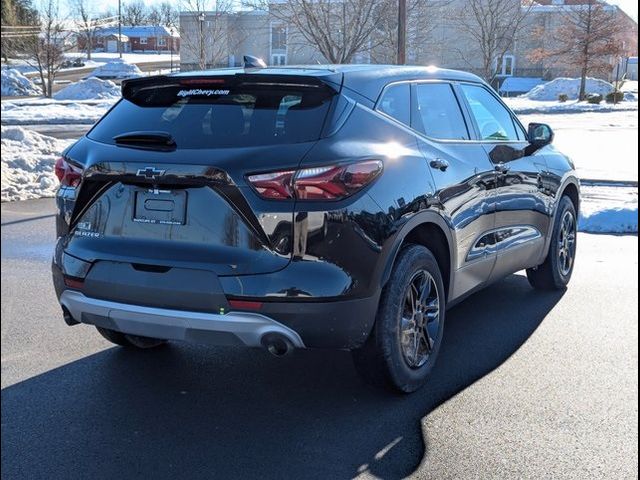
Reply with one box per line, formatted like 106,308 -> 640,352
429,158 -> 449,171
495,163 -> 510,174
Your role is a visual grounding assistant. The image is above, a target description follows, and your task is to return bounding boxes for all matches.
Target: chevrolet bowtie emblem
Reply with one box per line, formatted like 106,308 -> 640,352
136,167 -> 166,179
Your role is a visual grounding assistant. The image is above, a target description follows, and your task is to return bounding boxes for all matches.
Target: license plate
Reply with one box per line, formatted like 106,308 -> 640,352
134,189 -> 186,225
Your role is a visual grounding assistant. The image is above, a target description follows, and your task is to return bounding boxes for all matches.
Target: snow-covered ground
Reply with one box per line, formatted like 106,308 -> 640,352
505,97 -> 638,115
1,126 -> 73,202
65,52 -> 176,65
2,52 -> 175,76
579,185 -> 637,234
1,98 -> 117,125
517,109 -> 638,182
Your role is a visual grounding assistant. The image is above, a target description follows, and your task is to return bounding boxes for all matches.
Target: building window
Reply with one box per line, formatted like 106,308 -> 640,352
158,37 -> 167,46
140,37 -> 148,45
271,24 -> 287,52
271,53 -> 286,66
501,55 -> 515,76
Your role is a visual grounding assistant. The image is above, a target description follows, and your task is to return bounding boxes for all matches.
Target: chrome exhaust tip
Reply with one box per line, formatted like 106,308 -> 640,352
62,306 -> 80,326
261,332 -> 294,357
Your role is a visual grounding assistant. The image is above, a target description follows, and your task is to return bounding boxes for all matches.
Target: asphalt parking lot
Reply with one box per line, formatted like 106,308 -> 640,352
1,199 -> 638,479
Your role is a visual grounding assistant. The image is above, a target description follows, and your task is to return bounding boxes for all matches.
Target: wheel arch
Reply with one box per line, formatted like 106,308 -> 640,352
539,176 -> 580,264
561,181 -> 580,214
380,212 -> 456,302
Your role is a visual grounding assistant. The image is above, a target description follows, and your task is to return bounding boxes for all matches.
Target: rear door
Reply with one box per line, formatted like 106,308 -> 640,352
457,82 -> 551,280
411,81 -> 498,300
65,74 -> 337,276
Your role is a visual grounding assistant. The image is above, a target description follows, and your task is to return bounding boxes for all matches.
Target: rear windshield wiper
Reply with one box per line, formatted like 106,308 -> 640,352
113,131 -> 177,151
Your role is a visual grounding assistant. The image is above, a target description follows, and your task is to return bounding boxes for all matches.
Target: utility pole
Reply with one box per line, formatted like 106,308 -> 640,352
397,0 -> 406,65
199,12 -> 205,69
118,0 -> 122,58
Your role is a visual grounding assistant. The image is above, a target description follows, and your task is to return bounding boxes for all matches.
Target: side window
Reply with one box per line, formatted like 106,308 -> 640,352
413,83 -> 469,140
460,84 -> 519,141
377,83 -> 410,126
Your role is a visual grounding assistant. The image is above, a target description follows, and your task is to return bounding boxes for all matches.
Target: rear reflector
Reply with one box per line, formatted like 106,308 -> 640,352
247,160 -> 382,201
228,299 -> 263,311
63,277 -> 84,290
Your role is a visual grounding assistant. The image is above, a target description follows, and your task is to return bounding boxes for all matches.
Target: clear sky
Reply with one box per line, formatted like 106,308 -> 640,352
608,0 -> 638,20
84,0 -> 640,22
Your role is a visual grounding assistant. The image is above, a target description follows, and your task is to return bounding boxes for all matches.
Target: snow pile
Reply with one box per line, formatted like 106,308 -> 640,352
88,58 -> 143,79
505,97 -> 638,114
1,68 -> 41,96
579,185 -> 638,234
1,126 -> 73,202
524,77 -> 613,101
53,77 -> 120,100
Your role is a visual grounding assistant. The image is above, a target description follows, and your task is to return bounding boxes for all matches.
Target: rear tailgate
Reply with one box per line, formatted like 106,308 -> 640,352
62,73 -> 340,276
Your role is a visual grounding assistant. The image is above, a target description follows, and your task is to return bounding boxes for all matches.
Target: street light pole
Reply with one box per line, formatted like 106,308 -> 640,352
397,0 -> 406,65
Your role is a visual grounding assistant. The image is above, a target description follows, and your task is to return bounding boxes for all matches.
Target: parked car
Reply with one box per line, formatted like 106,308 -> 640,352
60,58 -> 86,68
52,64 -> 579,393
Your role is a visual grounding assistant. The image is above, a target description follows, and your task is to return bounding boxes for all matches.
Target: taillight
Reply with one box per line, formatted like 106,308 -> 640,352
245,170 -> 295,200
54,157 -> 82,187
247,160 -> 382,201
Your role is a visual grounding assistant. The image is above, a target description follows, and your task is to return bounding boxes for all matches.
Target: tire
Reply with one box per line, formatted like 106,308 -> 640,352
96,326 -> 167,349
352,244 -> 446,393
527,195 -> 577,290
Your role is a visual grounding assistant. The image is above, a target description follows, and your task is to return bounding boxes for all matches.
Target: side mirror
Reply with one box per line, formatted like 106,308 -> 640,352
527,123 -> 554,150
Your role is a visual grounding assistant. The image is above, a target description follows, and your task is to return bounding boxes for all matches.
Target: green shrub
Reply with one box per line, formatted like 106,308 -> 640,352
586,94 -> 603,104
605,91 -> 624,103
558,94 -> 569,102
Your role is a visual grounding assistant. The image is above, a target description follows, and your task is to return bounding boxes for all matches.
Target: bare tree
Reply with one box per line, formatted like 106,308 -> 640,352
72,0 -> 113,60
371,0 -> 453,64
179,0 -> 237,69
248,0 -> 391,64
17,0 -> 72,97
122,1 -> 147,27
529,0 -> 628,100
158,2 -> 178,28
453,0 -> 532,85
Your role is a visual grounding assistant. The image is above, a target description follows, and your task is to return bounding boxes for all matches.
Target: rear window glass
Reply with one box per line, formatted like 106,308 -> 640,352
88,81 -> 334,149
377,83 -> 410,125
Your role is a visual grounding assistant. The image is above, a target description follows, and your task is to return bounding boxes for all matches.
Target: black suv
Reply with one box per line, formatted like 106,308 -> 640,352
52,65 -> 579,392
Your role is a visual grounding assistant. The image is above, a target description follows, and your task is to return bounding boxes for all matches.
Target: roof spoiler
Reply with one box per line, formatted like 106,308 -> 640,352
121,72 -> 343,101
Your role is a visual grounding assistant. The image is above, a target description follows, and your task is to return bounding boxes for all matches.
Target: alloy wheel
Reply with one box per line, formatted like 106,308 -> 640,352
399,270 -> 441,369
558,210 -> 576,277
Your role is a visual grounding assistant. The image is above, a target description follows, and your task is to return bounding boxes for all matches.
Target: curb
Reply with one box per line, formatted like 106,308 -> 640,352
580,179 -> 638,188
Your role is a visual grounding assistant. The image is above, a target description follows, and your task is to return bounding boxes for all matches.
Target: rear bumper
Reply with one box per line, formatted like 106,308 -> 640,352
53,255 -> 380,349
60,290 -> 306,349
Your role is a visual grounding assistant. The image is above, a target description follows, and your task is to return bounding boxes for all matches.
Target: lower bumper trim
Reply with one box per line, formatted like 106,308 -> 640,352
59,290 -> 305,348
